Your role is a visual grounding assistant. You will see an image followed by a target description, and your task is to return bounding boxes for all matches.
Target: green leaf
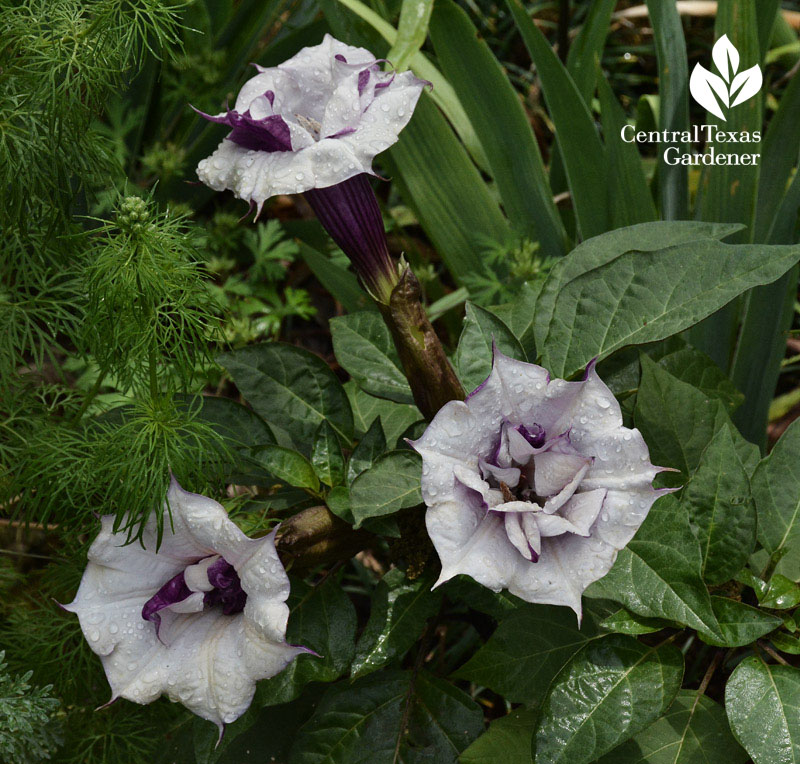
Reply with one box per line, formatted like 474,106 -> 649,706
176,394 -> 276,449
772,631 -> 800,655
702,597 -> 782,648
455,302 -> 525,392
219,343 -> 354,453
459,708 -> 538,764
726,657 -> 800,764
757,575 -> 800,611
288,670 -> 483,764
597,73 -> 658,228
753,418 -> 800,579
645,0 -> 690,219
455,604 -> 599,706
386,92 -> 511,284
331,312 -> 414,404
345,382 -> 422,444
682,424 -> 756,585
657,344 -> 744,413
566,0 -> 617,102
311,421 -> 346,488
296,241 -> 372,314
490,282 -> 540,361
600,608 -> 671,636
386,0 -> 433,71
534,634 -> 683,764
506,0 -> 608,240
253,445 -> 320,492
429,0 -> 566,257
595,495 -> 724,642
347,417 -> 387,484
351,569 -> 441,678
534,222 -> 740,363
442,575 -> 526,621
538,235 -> 800,378
256,577 -> 357,707
635,356 -> 759,485
349,450 -> 422,527
597,689 -> 748,764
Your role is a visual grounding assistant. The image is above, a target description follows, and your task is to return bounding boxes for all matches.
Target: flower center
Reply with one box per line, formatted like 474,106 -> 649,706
141,555 -> 246,638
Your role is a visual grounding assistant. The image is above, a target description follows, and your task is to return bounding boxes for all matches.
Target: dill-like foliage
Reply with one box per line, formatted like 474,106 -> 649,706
0,652 -> 63,764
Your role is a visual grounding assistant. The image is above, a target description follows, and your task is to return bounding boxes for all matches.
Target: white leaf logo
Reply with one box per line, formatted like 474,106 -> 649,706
689,34 -> 763,121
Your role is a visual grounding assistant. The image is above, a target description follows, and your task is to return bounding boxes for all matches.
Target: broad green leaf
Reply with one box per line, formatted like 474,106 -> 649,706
635,357 -> 759,485
658,344 -> 744,413
253,445 -> 320,492
489,282 -> 540,361
455,302 -> 525,392
645,0 -> 690,219
296,242 -> 372,314
288,670 -> 483,764
345,382 -> 421,445
347,417 -> 387,484
429,0 -> 566,257
331,312 -> 413,404
759,575 -> 800,610
459,708 -> 538,764
682,424 -> 756,585
385,93 -> 511,283
311,421 -> 345,488
534,222 -> 741,356
256,577 -> 357,707
442,575 -> 526,621
534,634 -> 683,764
726,657 -> 800,764
175,394 -> 275,449
600,608 -> 671,636
702,597 -> 782,648
506,0 -> 608,240
538,237 -> 800,378
386,0 -> 433,71
753,419 -> 800,579
219,343 -> 354,453
773,631 -> 800,655
597,73 -> 658,228
595,495 -> 724,642
351,569 -> 441,678
455,604 -> 599,706
597,689 -> 748,764
349,450 -> 422,526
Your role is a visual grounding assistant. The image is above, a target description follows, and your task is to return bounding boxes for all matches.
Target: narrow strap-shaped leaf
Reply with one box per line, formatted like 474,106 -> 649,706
565,0 -> 617,102
296,241 -> 373,314
387,0 -> 434,71
384,94 -> 511,283
756,0 -> 782,57
690,0 -> 763,372
506,0 -> 608,240
429,0 -> 566,257
645,0 -> 690,220
597,72 -> 657,227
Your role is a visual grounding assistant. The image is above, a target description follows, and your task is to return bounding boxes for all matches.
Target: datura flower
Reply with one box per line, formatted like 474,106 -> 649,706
195,34 -> 427,303
410,350 -> 668,619
64,480 -> 307,734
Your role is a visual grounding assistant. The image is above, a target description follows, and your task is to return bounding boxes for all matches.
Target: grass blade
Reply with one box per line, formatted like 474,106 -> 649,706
645,0 -> 690,220
387,0 -> 434,71
506,0 -> 608,240
429,0 -> 567,257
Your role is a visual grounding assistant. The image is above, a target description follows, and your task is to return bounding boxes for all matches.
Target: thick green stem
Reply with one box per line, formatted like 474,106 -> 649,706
378,267 -> 465,420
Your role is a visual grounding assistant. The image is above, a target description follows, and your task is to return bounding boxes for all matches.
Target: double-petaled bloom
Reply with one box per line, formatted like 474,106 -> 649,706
196,34 -> 427,303
64,480 -> 308,734
411,350 -> 668,619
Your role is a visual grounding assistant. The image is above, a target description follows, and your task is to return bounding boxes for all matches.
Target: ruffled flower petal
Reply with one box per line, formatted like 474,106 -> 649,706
416,347 -> 665,619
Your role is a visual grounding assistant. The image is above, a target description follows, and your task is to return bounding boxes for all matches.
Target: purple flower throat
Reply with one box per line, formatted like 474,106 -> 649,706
142,557 -> 246,636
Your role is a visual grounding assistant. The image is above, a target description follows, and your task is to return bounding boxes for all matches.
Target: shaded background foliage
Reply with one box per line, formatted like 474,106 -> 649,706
5,1 -> 800,763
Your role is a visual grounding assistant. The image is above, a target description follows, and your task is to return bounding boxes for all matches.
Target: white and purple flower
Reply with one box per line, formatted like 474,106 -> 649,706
410,350 -> 669,619
64,479 -> 308,734
195,34 -> 427,302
